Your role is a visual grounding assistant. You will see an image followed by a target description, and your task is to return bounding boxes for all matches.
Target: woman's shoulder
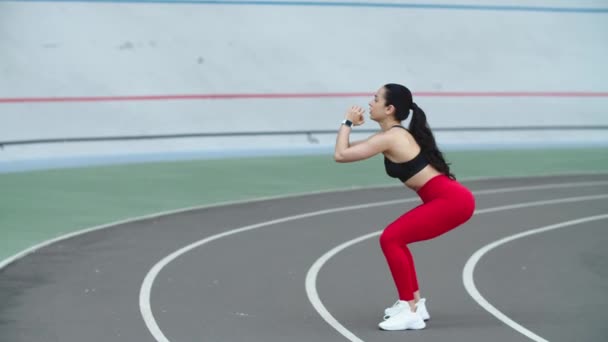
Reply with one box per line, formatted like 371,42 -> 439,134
387,125 -> 413,139
386,125 -> 416,149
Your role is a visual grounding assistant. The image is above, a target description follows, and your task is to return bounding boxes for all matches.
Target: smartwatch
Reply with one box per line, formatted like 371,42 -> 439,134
341,119 -> 353,128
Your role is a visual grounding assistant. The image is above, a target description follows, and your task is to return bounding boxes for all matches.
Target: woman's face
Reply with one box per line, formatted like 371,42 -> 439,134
368,87 -> 388,122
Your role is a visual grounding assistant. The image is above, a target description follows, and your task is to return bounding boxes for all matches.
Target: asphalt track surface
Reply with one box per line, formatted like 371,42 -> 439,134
1,174 -> 607,342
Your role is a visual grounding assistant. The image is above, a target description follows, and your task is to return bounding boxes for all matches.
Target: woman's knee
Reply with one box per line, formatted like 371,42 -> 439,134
379,229 -> 397,250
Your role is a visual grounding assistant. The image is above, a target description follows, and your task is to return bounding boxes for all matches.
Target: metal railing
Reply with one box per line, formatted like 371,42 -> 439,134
2,125 -> 608,148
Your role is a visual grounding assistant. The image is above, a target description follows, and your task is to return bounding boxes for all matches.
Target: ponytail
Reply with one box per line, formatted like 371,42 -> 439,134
408,103 -> 455,179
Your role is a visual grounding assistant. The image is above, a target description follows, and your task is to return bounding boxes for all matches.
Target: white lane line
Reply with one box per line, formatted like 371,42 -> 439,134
306,231 -> 378,342
140,198 -> 421,342
0,184 -> 398,271
305,194 -> 608,342
463,214 -> 608,342
139,182 -> 608,342
1,176 -> 606,272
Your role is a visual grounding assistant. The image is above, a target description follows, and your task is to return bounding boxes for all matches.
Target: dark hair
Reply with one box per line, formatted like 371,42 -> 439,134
383,83 -> 455,179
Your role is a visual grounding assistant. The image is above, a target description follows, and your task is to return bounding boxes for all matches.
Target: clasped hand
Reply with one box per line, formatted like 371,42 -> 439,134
345,106 -> 365,126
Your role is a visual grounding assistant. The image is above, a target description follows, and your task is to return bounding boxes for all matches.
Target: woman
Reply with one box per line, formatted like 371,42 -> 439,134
334,83 -> 476,331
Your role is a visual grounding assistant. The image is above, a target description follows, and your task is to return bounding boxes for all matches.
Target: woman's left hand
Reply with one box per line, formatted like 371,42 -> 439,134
345,106 -> 365,126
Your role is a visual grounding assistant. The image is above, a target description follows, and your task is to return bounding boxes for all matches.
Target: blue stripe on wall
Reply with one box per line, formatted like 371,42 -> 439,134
3,0 -> 608,14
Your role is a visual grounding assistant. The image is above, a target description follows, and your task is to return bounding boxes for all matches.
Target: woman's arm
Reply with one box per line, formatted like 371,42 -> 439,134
349,136 -> 373,147
334,106 -> 391,163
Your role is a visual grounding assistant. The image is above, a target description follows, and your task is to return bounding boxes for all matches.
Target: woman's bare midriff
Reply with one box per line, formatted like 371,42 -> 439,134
404,165 -> 443,191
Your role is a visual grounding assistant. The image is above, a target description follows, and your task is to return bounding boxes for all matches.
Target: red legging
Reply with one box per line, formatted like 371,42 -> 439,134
379,175 -> 476,301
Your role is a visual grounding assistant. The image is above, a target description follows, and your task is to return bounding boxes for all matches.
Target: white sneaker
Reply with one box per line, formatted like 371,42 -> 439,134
383,300 -> 408,320
383,298 -> 430,321
378,308 -> 426,331
416,298 -> 431,321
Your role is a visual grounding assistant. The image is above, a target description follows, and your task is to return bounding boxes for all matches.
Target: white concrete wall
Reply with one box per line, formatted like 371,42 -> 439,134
1,0 -> 607,170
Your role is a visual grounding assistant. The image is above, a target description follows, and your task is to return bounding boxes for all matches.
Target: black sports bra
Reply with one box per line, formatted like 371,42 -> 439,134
384,126 -> 429,182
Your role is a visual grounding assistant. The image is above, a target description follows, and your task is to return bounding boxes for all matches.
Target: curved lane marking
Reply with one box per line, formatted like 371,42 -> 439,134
462,214 -> 608,342
2,174 -> 606,270
139,182 -> 608,341
305,194 -> 608,342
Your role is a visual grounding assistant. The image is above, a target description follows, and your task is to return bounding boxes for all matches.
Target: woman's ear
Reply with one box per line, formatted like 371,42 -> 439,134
385,104 -> 396,116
